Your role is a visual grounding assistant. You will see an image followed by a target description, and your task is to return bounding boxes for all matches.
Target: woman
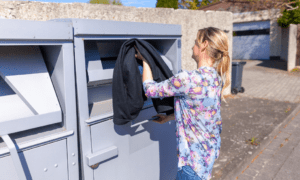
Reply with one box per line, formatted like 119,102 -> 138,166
135,27 -> 230,180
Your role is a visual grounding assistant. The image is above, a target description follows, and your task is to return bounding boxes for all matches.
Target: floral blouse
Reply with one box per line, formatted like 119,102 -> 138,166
143,67 -> 223,180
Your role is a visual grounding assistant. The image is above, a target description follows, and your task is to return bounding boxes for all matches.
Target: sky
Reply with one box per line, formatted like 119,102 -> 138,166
26,0 -> 157,8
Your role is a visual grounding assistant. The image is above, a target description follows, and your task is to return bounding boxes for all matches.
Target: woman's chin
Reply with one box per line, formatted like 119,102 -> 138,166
192,57 -> 197,63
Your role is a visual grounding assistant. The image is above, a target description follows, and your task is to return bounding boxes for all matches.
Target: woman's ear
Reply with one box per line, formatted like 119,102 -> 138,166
203,40 -> 208,50
200,40 -> 208,52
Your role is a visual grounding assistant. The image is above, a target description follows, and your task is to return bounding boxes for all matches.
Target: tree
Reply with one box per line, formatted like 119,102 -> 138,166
277,0 -> 300,27
156,0 -> 179,9
89,0 -> 123,5
178,0 -> 220,10
111,0 -> 122,5
89,0 -> 110,4
185,0 -> 201,10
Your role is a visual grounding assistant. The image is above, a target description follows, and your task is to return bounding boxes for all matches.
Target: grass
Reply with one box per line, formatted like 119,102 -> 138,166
246,136 -> 260,146
285,106 -> 291,113
290,67 -> 299,72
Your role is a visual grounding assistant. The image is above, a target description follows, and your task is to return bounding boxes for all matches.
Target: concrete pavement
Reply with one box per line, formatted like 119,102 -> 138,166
211,96 -> 298,180
212,59 -> 300,180
231,106 -> 300,180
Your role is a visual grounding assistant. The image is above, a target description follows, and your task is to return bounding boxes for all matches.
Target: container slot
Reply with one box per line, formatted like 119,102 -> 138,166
101,57 -> 117,70
0,46 -> 62,135
85,39 -> 178,120
85,39 -> 175,87
88,84 -> 153,119
0,46 -> 61,116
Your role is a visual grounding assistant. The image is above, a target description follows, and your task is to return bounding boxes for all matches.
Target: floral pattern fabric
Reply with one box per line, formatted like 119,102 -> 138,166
143,67 -> 223,180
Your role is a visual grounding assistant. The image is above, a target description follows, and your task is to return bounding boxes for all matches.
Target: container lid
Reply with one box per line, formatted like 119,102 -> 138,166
232,61 -> 247,65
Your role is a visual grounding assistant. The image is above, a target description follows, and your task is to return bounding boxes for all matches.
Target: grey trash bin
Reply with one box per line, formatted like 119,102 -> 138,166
231,61 -> 246,95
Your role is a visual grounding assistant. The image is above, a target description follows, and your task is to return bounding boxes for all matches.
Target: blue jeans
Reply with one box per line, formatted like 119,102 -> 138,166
176,165 -> 201,180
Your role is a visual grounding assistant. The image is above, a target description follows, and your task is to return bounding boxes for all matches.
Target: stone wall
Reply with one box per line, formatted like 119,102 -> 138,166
0,1 -> 233,94
281,24 -> 297,71
297,25 -> 300,67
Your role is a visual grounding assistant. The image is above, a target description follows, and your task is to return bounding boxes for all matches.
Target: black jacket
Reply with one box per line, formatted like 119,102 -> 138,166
112,38 -> 175,125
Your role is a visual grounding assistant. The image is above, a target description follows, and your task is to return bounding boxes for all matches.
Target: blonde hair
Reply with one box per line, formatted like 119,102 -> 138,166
197,27 -> 231,100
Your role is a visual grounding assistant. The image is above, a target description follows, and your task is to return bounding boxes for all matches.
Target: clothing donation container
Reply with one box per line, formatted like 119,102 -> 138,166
0,19 -> 79,180
51,18 -> 182,180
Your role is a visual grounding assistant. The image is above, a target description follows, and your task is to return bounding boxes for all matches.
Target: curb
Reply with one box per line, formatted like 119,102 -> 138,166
223,103 -> 300,180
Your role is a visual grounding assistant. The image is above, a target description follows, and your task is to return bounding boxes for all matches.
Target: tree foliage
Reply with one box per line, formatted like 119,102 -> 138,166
178,0 -> 222,9
89,0 -> 122,5
156,0 -> 179,9
184,0 -> 201,10
277,0 -> 300,28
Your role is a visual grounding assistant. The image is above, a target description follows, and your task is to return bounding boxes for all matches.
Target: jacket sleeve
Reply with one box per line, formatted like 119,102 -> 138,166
142,70 -> 192,98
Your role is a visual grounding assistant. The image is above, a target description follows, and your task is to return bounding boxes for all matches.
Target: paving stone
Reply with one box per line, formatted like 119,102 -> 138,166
261,148 -> 276,156
276,131 -> 291,139
247,158 -> 267,172
292,115 -> 300,123
254,162 -> 281,180
273,168 -> 300,180
243,168 -> 259,177
275,138 -> 298,156
265,138 -> 285,151
270,153 -> 288,164
257,70 -> 299,102
273,142 -> 300,180
236,173 -> 254,180
281,123 -> 298,134
255,171 -> 274,180
257,151 -> 274,161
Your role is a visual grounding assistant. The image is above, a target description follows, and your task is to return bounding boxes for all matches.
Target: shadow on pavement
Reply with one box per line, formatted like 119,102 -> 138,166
255,59 -> 287,71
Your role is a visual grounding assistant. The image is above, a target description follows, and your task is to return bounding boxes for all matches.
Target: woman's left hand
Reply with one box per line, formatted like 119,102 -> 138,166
134,45 -> 146,62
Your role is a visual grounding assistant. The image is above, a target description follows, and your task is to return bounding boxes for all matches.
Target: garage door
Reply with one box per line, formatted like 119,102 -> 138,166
233,21 -> 270,60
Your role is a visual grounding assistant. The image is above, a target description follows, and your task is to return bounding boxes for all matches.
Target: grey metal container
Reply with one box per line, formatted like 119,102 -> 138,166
51,18 -> 182,180
0,19 -> 79,180
231,61 -> 247,95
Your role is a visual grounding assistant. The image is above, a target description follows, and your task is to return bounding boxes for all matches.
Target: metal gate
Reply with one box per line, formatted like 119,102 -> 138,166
233,20 -> 270,60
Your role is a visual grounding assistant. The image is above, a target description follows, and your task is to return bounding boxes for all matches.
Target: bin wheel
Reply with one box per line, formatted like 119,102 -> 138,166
231,88 -> 238,95
239,87 -> 245,93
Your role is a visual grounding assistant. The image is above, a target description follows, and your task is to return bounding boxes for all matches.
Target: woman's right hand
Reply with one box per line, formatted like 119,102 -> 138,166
152,114 -> 174,124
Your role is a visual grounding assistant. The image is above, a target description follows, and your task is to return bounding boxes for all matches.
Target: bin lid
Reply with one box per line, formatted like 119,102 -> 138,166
50,18 -> 182,37
0,19 -> 72,40
232,61 -> 247,65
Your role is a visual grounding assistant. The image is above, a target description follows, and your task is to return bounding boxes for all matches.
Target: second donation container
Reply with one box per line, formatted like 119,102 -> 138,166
53,18 -> 182,180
